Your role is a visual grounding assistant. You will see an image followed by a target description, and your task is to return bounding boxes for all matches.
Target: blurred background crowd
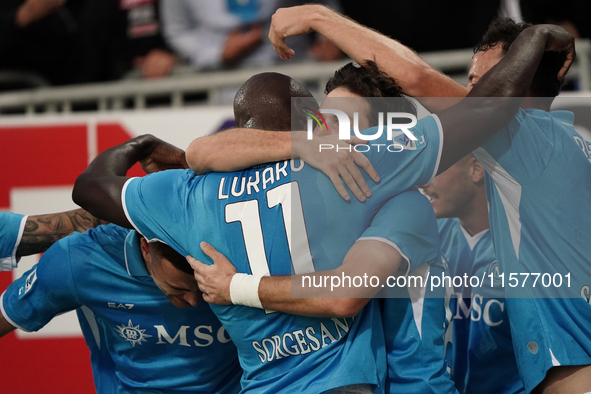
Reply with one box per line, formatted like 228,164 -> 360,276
0,0 -> 589,93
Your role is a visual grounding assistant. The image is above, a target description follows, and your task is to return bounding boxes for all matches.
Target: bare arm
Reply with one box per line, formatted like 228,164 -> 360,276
189,240 -> 402,318
436,24 -> 575,173
0,313 -> 16,338
16,209 -> 106,258
187,129 -> 378,202
73,135 -> 188,228
269,5 -> 468,111
186,128 -> 292,175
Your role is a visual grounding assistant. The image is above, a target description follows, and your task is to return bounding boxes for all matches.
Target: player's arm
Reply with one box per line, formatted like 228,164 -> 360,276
73,135 -> 188,227
16,209 -> 106,258
268,5 -> 467,111
190,239 -> 402,318
0,313 -> 16,338
1,241 -> 82,337
435,24 -> 575,173
187,129 -> 377,202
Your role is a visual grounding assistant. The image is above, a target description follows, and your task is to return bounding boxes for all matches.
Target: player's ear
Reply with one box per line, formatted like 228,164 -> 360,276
469,157 -> 485,183
139,237 -> 151,262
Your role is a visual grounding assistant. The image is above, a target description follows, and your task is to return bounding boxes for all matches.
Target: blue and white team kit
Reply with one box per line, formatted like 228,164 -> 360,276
473,108 -> 591,392
121,115 -> 448,393
439,218 -> 525,394
367,194 -> 457,394
0,211 -> 26,271
1,224 -> 241,394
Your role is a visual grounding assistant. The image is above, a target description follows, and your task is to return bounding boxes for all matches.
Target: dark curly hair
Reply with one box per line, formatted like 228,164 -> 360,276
325,61 -> 416,127
475,18 -> 565,97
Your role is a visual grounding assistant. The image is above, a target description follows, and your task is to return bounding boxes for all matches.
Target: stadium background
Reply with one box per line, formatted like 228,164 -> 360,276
1,0 -> 591,392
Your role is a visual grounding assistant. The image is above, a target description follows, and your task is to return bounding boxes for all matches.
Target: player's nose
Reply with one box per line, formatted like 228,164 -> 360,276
184,292 -> 201,307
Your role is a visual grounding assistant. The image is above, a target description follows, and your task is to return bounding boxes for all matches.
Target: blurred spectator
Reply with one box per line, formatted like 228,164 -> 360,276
0,0 -> 82,87
75,0 -> 177,82
340,0 -> 500,52
520,0 -> 590,39
160,0 -> 343,70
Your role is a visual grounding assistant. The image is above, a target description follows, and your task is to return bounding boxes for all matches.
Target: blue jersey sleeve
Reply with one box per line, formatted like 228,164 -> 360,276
475,108 -> 555,185
359,189 -> 440,274
0,211 -> 27,271
123,169 -> 195,257
1,238 -> 80,332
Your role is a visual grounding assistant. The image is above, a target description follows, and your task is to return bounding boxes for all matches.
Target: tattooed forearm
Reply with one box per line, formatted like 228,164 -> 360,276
16,208 -> 107,258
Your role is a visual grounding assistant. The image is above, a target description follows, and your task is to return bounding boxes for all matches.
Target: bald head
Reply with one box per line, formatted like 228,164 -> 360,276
234,72 -> 317,131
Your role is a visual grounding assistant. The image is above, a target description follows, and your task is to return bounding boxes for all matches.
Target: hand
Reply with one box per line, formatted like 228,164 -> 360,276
310,36 -> 344,62
187,242 -> 237,305
269,5 -> 321,59
140,138 -> 189,174
539,24 -> 576,81
293,132 -> 379,202
139,49 -> 177,79
222,25 -> 263,65
15,0 -> 66,28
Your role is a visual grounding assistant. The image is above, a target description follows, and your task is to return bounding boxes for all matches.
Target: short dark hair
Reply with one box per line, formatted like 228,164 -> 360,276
475,18 -> 564,97
150,241 -> 193,275
325,61 -> 416,127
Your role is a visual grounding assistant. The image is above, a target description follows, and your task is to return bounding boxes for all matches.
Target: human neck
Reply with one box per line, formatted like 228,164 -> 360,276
458,191 -> 490,237
521,95 -> 553,111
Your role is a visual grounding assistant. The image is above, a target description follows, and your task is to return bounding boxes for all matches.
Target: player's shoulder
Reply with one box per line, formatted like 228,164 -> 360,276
56,224 -> 130,266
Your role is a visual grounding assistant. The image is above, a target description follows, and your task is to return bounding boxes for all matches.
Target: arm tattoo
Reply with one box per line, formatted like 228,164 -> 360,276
16,208 -> 107,258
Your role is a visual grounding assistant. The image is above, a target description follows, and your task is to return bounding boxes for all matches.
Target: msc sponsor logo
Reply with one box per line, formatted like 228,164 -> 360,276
114,320 -> 232,348
116,319 -> 152,347
452,293 -> 505,327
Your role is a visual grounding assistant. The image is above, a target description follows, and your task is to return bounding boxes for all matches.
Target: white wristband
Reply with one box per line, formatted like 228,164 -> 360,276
229,273 -> 264,309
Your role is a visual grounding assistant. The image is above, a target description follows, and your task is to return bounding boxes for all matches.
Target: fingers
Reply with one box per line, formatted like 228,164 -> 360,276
200,241 -> 223,261
327,172 -> 351,201
340,161 -> 367,202
186,255 -> 202,270
344,136 -> 366,146
557,49 -> 576,81
352,151 -> 380,183
269,18 -> 295,59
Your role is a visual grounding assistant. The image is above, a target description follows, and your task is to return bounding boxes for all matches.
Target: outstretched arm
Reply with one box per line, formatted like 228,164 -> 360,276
268,5 -> 468,111
189,240 -> 401,318
187,129 -> 378,202
73,135 -> 188,228
16,209 -> 106,258
436,24 -> 575,173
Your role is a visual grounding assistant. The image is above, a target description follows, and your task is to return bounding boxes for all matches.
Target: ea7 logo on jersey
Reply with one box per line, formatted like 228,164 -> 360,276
108,302 -> 134,309
116,319 -> 153,347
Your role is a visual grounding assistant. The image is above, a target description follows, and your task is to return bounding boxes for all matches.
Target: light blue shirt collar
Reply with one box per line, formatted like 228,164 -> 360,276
124,231 -> 150,277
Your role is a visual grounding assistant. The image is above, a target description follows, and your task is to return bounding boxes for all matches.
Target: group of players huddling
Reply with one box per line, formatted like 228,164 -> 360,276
1,4 -> 590,394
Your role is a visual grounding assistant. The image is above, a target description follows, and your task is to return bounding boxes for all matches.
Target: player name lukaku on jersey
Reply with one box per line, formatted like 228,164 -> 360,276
218,160 -> 294,199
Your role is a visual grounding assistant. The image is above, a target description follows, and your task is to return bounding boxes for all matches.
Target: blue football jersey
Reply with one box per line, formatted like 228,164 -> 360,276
439,218 -> 524,394
473,109 -> 591,392
122,116 -> 443,393
365,193 -> 457,394
1,224 -> 241,394
0,211 -> 27,271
